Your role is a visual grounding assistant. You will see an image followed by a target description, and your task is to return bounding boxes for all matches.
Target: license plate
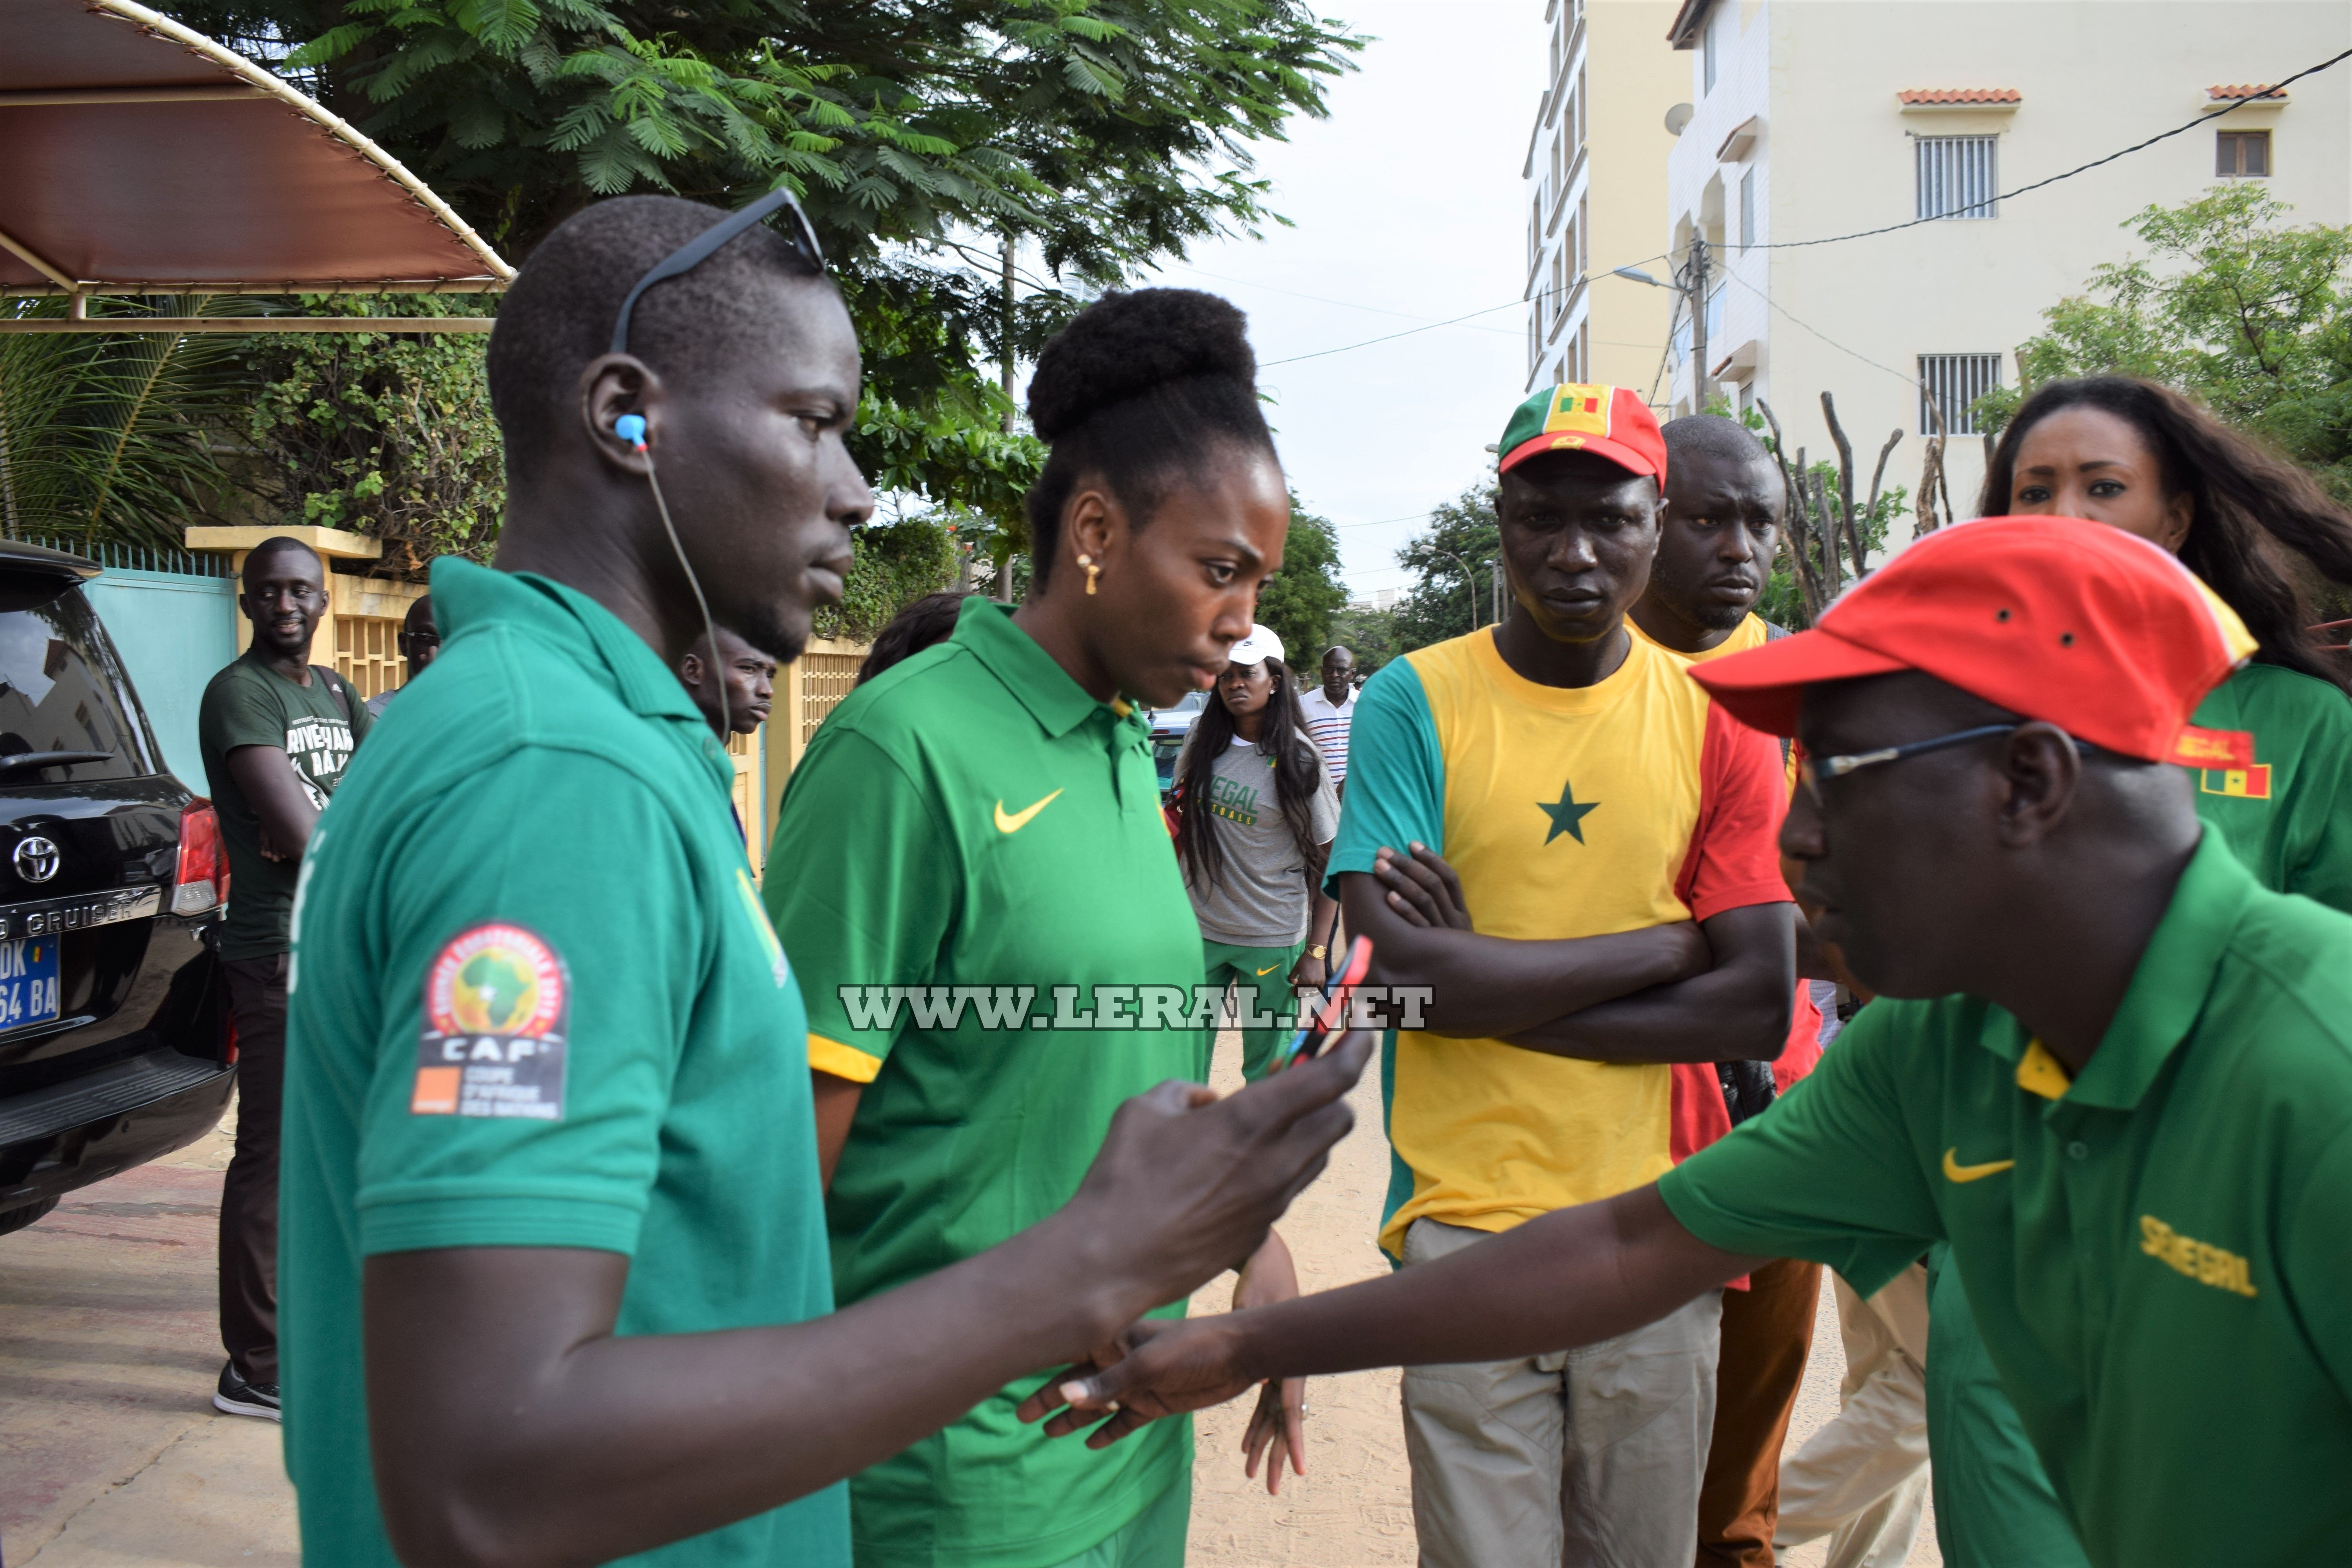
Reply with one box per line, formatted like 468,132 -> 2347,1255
0,938 -> 61,1029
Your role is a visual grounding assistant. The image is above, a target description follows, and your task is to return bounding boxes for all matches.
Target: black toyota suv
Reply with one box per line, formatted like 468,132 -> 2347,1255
0,541 -> 232,1236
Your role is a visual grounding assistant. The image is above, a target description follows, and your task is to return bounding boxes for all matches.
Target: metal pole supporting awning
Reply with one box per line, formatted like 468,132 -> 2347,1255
1,0 -> 510,333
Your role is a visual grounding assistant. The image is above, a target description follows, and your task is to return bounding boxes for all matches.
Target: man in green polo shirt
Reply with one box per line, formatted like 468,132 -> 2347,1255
278,193 -> 1368,1568
1025,517 -> 2352,1568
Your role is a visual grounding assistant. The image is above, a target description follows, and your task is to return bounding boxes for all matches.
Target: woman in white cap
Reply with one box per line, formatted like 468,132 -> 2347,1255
1171,622 -> 1341,1082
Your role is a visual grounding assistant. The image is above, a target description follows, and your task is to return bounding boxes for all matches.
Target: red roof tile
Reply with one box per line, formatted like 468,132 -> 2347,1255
2208,84 -> 2285,101
1898,88 -> 2022,105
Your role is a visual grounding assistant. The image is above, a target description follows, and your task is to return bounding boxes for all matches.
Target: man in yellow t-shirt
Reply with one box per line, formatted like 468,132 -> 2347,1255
1328,387 -> 1797,1567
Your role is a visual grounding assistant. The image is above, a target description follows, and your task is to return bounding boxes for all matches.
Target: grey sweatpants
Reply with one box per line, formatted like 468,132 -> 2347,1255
1398,1217 -> 1724,1568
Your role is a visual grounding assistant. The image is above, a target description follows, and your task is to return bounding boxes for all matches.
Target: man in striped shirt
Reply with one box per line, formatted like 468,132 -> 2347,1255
1298,644 -> 1356,793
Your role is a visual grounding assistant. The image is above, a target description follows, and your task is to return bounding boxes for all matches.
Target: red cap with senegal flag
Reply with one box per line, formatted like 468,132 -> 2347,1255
1686,516 -> 2259,766
1497,383 -> 1667,482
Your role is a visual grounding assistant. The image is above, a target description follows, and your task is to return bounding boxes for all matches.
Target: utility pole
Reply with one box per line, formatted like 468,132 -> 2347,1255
1687,233 -> 1712,414
1489,559 -> 1502,626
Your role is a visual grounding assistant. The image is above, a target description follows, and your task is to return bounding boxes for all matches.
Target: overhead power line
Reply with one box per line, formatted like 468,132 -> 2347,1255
1751,50 -> 2352,250
1258,298 -> 1537,366
1167,264 -> 1523,338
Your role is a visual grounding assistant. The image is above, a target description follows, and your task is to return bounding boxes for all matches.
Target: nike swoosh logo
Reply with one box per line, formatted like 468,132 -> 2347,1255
1256,963 -> 1282,976
994,789 -> 1064,834
1943,1148 -> 2016,1183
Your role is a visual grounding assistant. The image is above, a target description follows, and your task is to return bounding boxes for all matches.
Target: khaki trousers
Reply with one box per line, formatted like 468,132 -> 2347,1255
1399,1218 -> 1723,1568
1775,1265 -> 1931,1568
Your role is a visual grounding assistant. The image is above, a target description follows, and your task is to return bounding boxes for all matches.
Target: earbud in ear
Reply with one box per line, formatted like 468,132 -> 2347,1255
615,414 -> 648,450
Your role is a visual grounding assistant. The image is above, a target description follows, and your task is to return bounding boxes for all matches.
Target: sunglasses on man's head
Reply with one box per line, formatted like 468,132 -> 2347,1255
608,186 -> 826,359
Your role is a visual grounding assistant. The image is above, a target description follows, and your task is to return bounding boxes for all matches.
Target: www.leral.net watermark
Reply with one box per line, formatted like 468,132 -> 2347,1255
837,984 -> 1434,1032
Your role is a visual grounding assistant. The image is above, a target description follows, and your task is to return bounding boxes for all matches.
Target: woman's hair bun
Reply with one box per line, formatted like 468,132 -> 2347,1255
1025,289 -> 1256,443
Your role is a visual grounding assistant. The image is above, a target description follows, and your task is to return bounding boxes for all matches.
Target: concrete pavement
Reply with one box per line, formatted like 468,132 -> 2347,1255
0,1109 -> 298,1567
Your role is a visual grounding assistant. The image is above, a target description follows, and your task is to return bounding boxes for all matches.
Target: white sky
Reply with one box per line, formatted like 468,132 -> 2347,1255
1125,0 -> 1550,599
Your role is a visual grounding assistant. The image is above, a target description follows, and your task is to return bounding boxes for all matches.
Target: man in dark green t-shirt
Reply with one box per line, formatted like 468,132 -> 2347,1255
196,534 -> 369,1421
1030,519 -> 2352,1568
278,192 -> 1368,1568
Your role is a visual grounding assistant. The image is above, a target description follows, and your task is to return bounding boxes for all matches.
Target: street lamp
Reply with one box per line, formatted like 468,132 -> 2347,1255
1610,249 -> 1713,410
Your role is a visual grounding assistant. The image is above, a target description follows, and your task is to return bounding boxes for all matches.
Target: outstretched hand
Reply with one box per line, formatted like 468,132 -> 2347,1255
1050,1031 -> 1373,1338
1016,1316 -> 1256,1448
1232,1231 -> 1306,1494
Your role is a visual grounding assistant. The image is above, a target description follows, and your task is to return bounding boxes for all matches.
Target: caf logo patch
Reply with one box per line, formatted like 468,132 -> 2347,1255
413,923 -> 570,1120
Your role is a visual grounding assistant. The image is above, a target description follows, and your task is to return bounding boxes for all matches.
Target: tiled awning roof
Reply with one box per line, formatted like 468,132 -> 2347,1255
2208,84 -> 2286,101
1898,88 -> 2022,106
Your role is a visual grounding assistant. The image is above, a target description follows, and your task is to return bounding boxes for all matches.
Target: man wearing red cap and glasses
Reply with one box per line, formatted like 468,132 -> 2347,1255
1022,516 -> 2352,1568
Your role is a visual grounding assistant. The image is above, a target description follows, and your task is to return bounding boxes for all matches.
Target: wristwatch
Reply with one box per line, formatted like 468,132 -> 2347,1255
1307,944 -> 1327,960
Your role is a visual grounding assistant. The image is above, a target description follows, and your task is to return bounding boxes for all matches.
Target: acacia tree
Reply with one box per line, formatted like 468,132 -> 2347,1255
1976,186 -> 2352,500
167,0 -> 1363,548
171,0 -> 1364,510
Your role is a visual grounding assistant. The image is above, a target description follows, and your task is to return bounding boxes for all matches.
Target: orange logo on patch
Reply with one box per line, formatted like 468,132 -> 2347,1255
1543,383 -> 1613,438
410,1066 -> 461,1114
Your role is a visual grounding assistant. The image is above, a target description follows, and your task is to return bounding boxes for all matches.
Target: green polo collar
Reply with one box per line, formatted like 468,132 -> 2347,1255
952,596 -> 1136,741
1975,829 -> 2256,1111
430,558 -> 733,789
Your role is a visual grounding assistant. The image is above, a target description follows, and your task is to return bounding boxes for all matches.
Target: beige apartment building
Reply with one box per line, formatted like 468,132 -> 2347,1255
1661,0 -> 2350,532
1524,0 -> 1691,395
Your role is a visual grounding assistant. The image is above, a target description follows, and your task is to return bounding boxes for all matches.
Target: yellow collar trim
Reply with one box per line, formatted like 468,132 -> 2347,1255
2017,1039 -> 2074,1101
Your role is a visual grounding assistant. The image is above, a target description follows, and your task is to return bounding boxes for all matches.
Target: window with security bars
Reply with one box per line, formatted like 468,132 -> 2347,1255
1918,354 -> 2003,436
1916,135 -> 1998,220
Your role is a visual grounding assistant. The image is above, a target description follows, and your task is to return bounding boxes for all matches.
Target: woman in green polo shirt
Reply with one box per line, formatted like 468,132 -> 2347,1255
1929,374 -> 2352,1567
766,289 -> 1310,1568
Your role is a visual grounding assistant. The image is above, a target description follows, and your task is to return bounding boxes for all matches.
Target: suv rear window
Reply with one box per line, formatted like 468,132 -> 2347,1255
0,577 -> 160,781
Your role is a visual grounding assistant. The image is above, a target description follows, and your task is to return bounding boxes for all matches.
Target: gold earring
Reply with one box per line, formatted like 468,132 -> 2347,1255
1077,553 -> 1101,595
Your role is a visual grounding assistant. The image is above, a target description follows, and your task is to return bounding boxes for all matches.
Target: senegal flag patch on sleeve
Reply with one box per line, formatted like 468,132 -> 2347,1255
413,923 -> 570,1119
2199,765 -> 2272,801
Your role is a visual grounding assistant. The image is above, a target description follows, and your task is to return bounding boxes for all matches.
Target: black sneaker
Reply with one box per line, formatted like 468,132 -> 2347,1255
214,1361 -> 281,1422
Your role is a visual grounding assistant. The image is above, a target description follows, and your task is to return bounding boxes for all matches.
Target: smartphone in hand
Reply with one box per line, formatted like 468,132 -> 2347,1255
1270,935 -> 1373,1073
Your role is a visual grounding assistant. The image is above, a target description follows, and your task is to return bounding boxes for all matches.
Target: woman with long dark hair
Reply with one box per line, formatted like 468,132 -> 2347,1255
1984,374 -> 2352,901
767,288 -> 1329,1565
1925,375 -> 2352,1568
1172,623 -> 1340,1082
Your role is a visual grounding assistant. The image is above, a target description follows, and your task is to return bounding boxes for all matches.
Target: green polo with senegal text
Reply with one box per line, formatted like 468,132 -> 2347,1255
767,597 -> 1206,1568
1658,831 -> 2352,1567
278,561 -> 845,1567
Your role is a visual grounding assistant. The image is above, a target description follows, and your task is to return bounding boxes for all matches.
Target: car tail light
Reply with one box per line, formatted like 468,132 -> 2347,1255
173,800 -> 227,916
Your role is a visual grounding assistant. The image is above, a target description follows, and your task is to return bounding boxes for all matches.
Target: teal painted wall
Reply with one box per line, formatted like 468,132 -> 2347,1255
83,569 -> 239,792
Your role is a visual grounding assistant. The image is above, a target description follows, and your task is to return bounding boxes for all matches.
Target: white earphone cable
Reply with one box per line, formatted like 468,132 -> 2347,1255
639,448 -> 730,740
